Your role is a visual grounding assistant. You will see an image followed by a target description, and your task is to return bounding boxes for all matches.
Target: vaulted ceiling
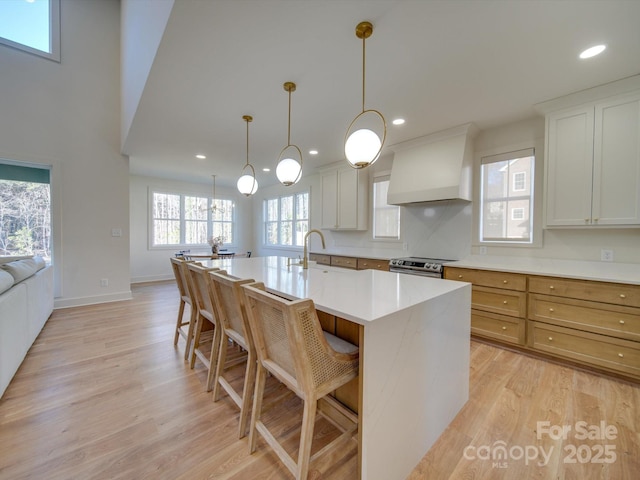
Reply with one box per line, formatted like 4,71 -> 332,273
123,0 -> 640,188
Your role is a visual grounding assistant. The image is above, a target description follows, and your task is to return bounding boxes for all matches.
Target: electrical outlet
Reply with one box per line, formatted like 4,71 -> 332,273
111,228 -> 122,237
600,249 -> 614,262
403,243 -> 408,251
100,278 -> 109,287
479,246 -> 487,255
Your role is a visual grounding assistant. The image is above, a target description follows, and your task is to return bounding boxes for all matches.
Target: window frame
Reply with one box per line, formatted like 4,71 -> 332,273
148,188 -> 236,250
474,143 -> 542,249
263,191 -> 309,249
0,0 -> 61,62
371,174 -> 402,242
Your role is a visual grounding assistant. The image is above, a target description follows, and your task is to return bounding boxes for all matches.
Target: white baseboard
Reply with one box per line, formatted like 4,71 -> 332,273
131,274 -> 173,284
54,290 -> 133,309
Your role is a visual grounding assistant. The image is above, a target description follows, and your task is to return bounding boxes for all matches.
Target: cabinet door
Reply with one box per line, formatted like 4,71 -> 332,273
337,168 -> 359,229
593,93 -> 640,225
320,170 -> 338,229
545,106 -> 595,226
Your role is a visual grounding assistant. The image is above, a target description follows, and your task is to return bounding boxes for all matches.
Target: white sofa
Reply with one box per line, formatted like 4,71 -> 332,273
0,256 -> 54,398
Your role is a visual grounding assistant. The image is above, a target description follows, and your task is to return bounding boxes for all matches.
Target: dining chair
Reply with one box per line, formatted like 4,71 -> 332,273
208,270 -> 257,439
170,257 -> 200,361
241,282 -> 359,480
187,263 -> 221,391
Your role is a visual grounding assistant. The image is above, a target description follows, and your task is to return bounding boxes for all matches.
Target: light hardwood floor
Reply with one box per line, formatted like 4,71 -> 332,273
0,281 -> 638,479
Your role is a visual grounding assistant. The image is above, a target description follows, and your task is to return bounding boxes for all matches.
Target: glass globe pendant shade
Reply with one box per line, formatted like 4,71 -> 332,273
237,174 -> 258,196
345,128 -> 382,168
276,157 -> 302,186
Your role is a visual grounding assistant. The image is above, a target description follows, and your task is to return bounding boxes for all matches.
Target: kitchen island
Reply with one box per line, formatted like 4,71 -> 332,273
201,256 -> 471,480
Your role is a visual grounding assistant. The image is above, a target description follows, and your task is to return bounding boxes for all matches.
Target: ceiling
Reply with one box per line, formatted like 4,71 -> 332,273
123,0 -> 640,189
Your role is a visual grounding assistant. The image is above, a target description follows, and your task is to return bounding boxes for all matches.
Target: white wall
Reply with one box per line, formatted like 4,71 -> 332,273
129,175 -> 254,283
473,117 -> 640,264
0,0 -> 131,307
120,0 -> 174,152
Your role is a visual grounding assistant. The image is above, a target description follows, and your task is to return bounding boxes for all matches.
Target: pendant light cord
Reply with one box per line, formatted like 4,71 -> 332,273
361,33 -> 366,113
287,88 -> 292,146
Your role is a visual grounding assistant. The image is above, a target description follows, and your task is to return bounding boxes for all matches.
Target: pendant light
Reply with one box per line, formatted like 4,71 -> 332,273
209,174 -> 224,214
276,81 -> 303,186
344,21 -> 386,169
237,115 -> 258,196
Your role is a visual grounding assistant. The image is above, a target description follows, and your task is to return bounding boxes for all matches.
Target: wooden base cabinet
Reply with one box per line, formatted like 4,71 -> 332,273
528,322 -> 640,379
528,275 -> 640,379
445,266 -> 640,381
444,267 -> 527,346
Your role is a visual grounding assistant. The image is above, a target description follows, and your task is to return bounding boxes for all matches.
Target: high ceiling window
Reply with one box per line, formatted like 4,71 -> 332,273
0,0 -> 60,61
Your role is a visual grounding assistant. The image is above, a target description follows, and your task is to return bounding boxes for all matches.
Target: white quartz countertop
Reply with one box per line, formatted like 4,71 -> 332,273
201,256 -> 468,325
446,255 -> 640,285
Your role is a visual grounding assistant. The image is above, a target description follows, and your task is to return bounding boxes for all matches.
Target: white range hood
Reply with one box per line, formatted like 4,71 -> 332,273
387,123 -> 478,205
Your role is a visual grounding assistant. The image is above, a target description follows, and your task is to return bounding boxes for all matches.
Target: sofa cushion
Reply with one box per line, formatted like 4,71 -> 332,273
0,258 -> 44,284
0,270 -> 14,294
0,255 -> 32,266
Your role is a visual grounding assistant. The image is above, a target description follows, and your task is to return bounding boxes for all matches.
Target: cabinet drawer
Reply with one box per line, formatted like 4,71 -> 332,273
529,276 -> 640,308
472,286 -> 526,318
529,294 -> 640,341
528,322 -> 640,378
471,310 -> 525,345
309,253 -> 331,266
445,267 -> 526,291
357,258 -> 389,271
330,256 -> 357,269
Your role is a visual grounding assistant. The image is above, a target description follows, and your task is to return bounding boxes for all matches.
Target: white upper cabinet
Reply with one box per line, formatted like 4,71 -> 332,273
544,91 -> 640,227
320,166 -> 368,230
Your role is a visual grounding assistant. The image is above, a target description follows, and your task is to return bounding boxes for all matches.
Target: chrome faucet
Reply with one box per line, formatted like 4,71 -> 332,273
302,229 -> 326,269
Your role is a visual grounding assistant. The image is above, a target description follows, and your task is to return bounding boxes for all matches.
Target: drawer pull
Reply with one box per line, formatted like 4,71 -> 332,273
548,337 -> 553,341
458,275 -> 463,279
619,320 -> 625,325
620,294 -> 626,299
501,326 -> 507,330
549,285 -> 555,290
549,308 -> 554,312
618,353 -> 624,358
503,280 -> 508,284
377,264 -> 381,268
503,300 -> 508,304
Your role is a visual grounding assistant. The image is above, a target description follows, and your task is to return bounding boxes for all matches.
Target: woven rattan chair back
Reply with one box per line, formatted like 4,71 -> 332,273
170,257 -> 199,360
241,282 -> 359,480
186,263 -> 221,391
208,270 -> 257,439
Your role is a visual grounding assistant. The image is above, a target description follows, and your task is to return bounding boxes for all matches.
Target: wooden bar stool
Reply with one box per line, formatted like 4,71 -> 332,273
186,263 -> 220,391
170,257 -> 199,361
208,270 -> 257,439
241,282 -> 359,480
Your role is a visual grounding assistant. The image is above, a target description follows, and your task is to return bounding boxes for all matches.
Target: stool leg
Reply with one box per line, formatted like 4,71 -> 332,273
183,304 -> 197,361
238,348 -> 257,439
205,322 -> 222,392
248,363 -> 267,454
173,300 -> 185,345
212,332 -> 229,402
296,397 -> 318,480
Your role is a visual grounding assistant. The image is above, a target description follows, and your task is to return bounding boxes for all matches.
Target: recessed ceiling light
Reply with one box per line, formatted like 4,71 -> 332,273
195,154 -> 206,159
309,150 -> 318,155
262,167 -> 271,172
392,118 -> 405,126
579,44 -> 606,59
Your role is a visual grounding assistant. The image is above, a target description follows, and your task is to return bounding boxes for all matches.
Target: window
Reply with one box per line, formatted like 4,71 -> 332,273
0,0 -> 60,61
151,191 -> 235,247
480,148 -> 535,243
0,162 -> 51,260
264,192 -> 308,247
511,207 -> 525,220
372,175 -> 400,240
513,172 -> 526,191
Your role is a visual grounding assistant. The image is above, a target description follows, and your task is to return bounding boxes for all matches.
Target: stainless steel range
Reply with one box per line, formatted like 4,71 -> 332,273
388,257 -> 454,278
